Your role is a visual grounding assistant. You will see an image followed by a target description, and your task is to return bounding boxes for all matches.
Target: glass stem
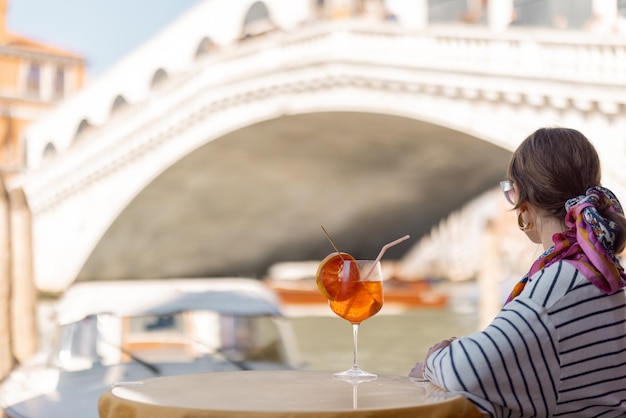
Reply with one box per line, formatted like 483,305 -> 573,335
352,322 -> 360,370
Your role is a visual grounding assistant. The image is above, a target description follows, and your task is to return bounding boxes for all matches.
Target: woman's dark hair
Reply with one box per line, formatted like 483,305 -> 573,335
507,127 -> 626,253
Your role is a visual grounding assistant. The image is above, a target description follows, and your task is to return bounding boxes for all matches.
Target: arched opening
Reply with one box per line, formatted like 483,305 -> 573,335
151,69 -> 168,88
195,37 -> 217,59
111,95 -> 129,113
75,119 -> 92,140
77,112 -> 512,283
43,142 -> 57,160
240,1 -> 276,40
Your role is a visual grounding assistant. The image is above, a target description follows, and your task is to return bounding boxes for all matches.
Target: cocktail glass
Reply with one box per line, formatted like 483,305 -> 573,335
328,259 -> 383,380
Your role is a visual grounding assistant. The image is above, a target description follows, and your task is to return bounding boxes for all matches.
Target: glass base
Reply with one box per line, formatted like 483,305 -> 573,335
333,367 -> 377,381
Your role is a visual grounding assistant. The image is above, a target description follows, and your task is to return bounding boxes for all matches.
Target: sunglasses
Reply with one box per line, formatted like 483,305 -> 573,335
500,180 -> 516,205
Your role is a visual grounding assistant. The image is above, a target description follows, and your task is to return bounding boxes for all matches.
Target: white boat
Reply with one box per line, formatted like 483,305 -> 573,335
0,278 -> 303,418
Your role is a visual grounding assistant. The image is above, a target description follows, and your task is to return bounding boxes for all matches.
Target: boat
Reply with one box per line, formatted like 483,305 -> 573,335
264,261 -> 448,308
0,278 -> 303,418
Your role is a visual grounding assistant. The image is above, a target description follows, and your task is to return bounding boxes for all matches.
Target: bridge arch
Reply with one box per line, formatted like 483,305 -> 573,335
28,64 -> 527,292
75,110 -> 511,282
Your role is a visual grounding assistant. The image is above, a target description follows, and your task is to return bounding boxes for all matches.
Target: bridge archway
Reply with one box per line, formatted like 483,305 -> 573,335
76,111 -> 511,281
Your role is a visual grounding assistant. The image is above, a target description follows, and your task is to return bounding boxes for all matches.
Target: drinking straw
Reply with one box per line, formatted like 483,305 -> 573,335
363,235 -> 410,281
375,235 -> 410,263
321,226 -> 410,280
321,225 -> 344,261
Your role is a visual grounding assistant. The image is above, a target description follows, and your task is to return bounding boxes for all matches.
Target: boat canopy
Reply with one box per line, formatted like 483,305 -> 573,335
56,278 -> 283,325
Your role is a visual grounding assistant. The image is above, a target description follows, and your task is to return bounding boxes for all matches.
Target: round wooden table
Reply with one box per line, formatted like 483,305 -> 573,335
98,370 -> 484,418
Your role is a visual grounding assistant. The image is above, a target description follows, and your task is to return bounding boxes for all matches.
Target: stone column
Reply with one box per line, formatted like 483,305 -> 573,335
412,0 -> 428,29
592,0 -> 618,20
478,219 -> 501,329
588,0 -> 619,33
389,0 -> 428,29
9,188 -> 38,363
487,0 -> 514,32
0,176 -> 13,379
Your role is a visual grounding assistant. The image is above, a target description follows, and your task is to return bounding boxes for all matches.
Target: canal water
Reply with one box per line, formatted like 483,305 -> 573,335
290,306 -> 479,376
288,280 -> 482,376
35,281 -> 483,377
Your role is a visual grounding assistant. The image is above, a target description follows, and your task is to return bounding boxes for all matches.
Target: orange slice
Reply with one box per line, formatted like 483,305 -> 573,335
316,252 -> 359,301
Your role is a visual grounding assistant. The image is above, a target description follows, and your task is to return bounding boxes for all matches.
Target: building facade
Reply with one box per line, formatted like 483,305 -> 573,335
0,0 -> 85,173
0,0 -> 85,380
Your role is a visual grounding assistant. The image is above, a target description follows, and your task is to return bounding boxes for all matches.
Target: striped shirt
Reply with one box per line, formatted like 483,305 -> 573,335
424,261 -> 626,417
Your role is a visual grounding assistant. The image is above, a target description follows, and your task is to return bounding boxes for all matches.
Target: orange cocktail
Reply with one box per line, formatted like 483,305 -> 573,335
329,280 -> 383,324
317,254 -> 385,379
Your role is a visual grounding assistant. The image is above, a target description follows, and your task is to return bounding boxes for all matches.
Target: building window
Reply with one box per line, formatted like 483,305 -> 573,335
27,63 -> 41,98
54,67 -> 66,99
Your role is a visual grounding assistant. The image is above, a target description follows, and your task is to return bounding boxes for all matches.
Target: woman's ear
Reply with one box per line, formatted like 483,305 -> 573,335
518,201 -> 528,213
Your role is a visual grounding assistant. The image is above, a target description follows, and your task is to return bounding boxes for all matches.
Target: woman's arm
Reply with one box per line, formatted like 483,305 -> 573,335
423,298 -> 560,417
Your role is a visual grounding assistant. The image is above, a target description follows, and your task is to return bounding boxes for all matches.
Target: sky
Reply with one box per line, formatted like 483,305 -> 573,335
6,0 -> 205,77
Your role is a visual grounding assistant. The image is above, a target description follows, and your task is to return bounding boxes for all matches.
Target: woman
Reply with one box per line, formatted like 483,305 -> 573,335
410,127 -> 626,417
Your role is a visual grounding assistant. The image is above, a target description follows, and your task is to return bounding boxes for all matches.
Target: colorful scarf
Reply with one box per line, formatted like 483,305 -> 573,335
505,186 -> 626,304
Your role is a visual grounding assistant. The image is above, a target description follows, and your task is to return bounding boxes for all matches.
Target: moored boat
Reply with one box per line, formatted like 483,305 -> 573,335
264,261 -> 448,308
0,278 -> 302,418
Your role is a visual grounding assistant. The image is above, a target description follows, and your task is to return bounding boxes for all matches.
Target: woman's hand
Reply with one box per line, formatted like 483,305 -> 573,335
425,337 -> 456,360
409,337 -> 457,379
409,361 -> 425,379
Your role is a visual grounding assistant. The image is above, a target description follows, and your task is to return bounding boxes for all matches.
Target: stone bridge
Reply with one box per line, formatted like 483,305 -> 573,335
7,0 -> 626,292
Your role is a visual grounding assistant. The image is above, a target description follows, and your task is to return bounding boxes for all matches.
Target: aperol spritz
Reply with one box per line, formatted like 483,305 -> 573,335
316,254 -> 384,379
